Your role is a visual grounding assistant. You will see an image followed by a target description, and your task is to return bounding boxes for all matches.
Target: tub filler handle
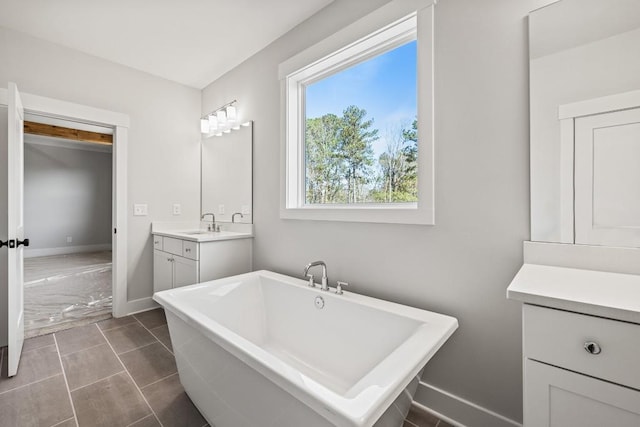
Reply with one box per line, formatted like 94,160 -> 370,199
336,281 -> 348,295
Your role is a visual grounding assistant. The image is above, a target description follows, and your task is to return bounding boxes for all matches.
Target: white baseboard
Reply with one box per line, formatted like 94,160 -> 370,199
24,243 -> 112,258
414,381 -> 521,427
121,297 -> 159,317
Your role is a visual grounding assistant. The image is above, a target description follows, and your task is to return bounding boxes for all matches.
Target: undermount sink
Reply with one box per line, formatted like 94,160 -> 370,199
184,231 -> 211,235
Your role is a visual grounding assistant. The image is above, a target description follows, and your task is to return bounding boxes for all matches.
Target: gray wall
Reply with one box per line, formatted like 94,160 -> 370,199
202,0 -> 551,422
24,141 -> 112,251
0,26 -> 201,344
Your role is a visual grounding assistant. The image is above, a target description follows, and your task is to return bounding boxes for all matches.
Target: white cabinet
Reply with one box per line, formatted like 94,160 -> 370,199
153,234 -> 252,293
522,304 -> 640,426
551,92 -> 640,247
153,250 -> 199,290
153,250 -> 173,292
575,107 -> 640,248
525,360 -> 640,427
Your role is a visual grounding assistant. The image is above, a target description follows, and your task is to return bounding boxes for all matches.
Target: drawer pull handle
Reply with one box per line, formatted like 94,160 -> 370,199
185,248 -> 191,252
584,341 -> 601,355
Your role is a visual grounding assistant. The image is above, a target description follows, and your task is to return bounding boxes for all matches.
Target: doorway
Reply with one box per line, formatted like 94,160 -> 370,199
0,86 -> 129,364
23,116 -> 114,336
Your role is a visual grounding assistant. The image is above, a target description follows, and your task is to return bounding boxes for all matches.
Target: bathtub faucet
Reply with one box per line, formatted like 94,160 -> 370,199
304,261 -> 329,291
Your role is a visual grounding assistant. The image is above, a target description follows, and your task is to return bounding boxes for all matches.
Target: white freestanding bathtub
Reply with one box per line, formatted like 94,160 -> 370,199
153,270 -> 457,427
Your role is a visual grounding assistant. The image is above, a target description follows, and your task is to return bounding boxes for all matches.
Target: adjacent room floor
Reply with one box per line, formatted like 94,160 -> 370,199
0,308 -> 450,427
24,251 -> 113,337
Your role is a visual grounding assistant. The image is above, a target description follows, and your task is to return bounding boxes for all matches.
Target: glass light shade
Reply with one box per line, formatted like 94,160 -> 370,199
208,115 -> 218,132
216,110 -> 227,124
226,105 -> 237,122
200,118 -> 209,133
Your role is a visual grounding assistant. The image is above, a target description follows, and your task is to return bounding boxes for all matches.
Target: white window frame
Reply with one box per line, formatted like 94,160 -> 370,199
279,0 -> 435,225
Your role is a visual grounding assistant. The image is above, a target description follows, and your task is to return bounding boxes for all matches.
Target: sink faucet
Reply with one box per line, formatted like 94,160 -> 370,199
232,212 -> 243,223
304,261 -> 328,291
201,212 -> 216,232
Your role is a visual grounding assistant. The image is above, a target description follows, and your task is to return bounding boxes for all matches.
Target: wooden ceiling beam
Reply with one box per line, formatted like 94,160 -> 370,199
24,121 -> 113,145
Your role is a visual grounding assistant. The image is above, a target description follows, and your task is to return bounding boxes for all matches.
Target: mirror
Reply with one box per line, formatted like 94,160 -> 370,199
201,122 -> 253,224
529,0 -> 640,242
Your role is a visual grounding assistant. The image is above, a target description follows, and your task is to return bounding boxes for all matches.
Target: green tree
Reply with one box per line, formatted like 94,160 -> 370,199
305,114 -> 345,203
371,119 -> 418,202
339,105 -> 378,203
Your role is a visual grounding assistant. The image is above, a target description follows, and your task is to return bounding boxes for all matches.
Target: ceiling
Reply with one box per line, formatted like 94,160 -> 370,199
0,0 -> 334,89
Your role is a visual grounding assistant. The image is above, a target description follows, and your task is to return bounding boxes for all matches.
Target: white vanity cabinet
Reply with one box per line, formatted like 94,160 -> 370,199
508,264 -> 640,427
153,234 -> 252,292
523,304 -> 640,426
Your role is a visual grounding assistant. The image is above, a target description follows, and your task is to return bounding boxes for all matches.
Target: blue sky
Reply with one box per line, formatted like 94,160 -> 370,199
305,40 -> 417,157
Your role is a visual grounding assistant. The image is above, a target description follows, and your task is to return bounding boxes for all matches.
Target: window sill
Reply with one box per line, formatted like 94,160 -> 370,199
280,204 -> 434,225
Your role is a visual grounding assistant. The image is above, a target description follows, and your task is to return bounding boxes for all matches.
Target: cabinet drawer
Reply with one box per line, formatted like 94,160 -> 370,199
163,237 -> 183,256
524,304 -> 640,390
182,240 -> 198,260
153,236 -> 163,250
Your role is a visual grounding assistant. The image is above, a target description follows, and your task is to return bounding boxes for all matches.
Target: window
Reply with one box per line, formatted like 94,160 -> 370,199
279,1 -> 434,224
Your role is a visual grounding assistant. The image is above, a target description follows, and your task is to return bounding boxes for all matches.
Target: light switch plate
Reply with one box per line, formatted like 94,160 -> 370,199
134,204 -> 148,216
173,203 -> 181,215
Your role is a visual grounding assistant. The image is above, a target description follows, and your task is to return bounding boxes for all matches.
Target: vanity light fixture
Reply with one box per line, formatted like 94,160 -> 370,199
208,115 -> 218,132
216,110 -> 227,124
200,119 -> 209,134
201,100 -> 245,136
226,105 -> 237,123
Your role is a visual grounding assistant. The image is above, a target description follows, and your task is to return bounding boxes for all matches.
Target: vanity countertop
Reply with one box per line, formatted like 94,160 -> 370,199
507,263 -> 640,324
153,229 -> 253,243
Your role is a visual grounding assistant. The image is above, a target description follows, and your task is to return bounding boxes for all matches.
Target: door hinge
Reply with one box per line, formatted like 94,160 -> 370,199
0,239 -> 15,248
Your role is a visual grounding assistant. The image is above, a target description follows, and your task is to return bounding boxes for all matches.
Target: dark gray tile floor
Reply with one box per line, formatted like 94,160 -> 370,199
0,308 -> 204,427
1,307 -> 449,427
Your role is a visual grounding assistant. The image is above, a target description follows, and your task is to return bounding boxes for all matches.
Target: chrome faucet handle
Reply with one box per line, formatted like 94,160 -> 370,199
306,274 -> 315,287
336,281 -> 348,295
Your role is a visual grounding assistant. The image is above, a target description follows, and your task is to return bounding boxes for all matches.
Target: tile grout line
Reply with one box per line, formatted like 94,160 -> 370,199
0,372 -> 64,396
50,416 -> 76,427
94,323 -> 165,427
125,414 -> 154,427
146,327 -> 173,355
58,341 -> 110,358
97,318 -> 138,333
117,340 -> 158,357
139,371 -> 178,391
132,315 -> 173,355
53,334 -> 80,427
20,343 -> 58,355
68,369 -> 126,393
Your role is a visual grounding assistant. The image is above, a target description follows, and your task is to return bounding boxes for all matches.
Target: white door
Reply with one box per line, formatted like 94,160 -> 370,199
7,82 -> 26,377
575,107 -> 640,247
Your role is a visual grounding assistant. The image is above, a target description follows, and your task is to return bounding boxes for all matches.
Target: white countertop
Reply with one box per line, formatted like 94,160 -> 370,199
507,263 -> 640,324
152,229 -> 253,243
